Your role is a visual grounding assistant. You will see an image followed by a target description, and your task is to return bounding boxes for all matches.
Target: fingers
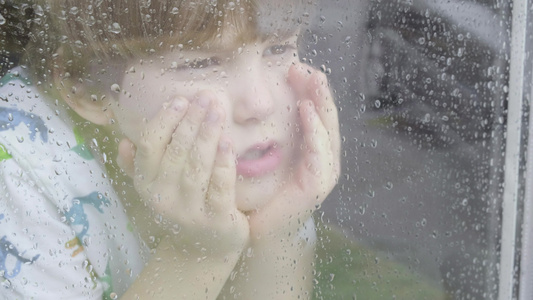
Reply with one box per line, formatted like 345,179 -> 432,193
289,63 -> 341,178
206,136 -> 237,215
158,91 -> 226,211
299,100 -> 336,192
134,97 -> 189,183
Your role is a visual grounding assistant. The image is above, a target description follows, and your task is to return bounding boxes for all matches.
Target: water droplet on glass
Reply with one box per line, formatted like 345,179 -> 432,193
111,84 -> 121,93
170,7 -> 179,14
0,13 -> 5,26
33,5 -> 44,17
1,279 -> 11,288
69,7 -> 79,15
384,181 -> 393,190
457,48 -> 464,57
108,22 -> 122,34
7,113 -> 13,121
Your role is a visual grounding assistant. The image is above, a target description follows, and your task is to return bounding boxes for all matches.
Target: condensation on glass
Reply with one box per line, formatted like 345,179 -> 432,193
1,0 -> 532,299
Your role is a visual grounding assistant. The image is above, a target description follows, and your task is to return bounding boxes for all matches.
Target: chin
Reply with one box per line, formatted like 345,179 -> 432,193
236,195 -> 270,212
234,163 -> 292,212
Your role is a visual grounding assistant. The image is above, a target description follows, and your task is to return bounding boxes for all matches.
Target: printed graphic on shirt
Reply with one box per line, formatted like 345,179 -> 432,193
0,215 -> 40,280
0,107 -> 48,143
64,191 -> 111,257
64,192 -> 113,291
71,126 -> 94,160
0,236 -> 41,279
0,144 -> 11,161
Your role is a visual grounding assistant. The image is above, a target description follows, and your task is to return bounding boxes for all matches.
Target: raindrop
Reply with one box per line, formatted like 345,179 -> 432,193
384,181 -> 393,190
1,279 -> 11,288
0,13 -> 5,26
457,48 -> 465,57
108,22 -> 122,34
170,7 -> 179,14
69,7 -> 79,15
33,5 -> 44,17
7,113 -> 13,121
374,99 -> 381,108
110,292 -> 118,299
111,84 -> 121,93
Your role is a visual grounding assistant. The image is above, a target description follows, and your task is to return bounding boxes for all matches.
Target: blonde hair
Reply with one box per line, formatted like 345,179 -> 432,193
24,0 -> 310,85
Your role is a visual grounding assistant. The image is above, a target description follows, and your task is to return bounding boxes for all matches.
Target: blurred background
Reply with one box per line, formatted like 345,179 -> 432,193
301,0 -> 511,299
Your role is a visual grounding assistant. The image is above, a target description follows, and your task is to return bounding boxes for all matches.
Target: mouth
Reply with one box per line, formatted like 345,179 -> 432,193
236,141 -> 282,177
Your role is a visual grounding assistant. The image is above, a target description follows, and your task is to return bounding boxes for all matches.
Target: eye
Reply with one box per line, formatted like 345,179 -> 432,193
186,57 -> 221,69
263,44 -> 294,57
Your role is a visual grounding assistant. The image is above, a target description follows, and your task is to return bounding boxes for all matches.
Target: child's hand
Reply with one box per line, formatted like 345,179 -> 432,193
247,64 -> 341,242
117,91 -> 249,259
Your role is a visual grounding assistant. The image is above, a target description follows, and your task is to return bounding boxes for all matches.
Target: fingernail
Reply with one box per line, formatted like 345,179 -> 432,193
197,95 -> 211,108
206,109 -> 219,123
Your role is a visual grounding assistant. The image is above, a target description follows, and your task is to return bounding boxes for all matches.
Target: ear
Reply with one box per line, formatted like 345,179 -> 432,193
53,72 -> 115,125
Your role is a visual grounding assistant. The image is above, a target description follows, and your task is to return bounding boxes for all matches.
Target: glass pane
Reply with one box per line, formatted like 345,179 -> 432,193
0,0 -> 529,299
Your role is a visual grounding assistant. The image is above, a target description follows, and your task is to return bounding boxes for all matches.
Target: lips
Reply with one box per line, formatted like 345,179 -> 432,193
236,141 -> 282,177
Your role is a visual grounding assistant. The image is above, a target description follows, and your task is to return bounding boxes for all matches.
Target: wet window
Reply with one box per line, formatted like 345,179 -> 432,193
0,0 -> 531,299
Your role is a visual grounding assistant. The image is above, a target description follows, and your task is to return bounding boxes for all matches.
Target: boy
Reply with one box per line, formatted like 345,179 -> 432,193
0,0 -> 340,299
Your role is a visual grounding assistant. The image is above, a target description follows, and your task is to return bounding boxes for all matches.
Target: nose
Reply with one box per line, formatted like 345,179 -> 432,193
231,67 -> 274,124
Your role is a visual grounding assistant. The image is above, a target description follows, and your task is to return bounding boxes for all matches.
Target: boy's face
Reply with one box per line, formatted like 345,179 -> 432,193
111,34 -> 304,211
